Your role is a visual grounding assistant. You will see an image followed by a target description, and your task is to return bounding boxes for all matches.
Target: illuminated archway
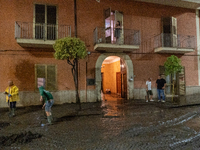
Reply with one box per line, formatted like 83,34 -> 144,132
95,53 -> 134,101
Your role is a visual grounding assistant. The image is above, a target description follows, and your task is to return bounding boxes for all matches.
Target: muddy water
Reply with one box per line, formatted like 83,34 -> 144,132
0,94 -> 200,149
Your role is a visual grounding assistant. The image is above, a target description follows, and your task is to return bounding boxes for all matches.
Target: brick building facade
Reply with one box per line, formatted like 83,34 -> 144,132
0,0 -> 200,107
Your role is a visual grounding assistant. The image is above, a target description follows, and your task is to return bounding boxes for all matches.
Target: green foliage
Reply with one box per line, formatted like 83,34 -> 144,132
164,55 -> 183,76
53,37 -> 87,60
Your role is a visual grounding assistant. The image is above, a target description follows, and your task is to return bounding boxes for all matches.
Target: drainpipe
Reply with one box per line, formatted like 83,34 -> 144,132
74,0 -> 77,38
196,9 -> 200,85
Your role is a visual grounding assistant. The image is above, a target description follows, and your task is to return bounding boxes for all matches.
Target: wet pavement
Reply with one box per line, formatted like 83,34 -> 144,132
1,94 -> 200,149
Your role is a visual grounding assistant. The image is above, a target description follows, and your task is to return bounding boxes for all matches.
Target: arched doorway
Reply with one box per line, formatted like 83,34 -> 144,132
95,53 -> 134,101
101,56 -> 127,99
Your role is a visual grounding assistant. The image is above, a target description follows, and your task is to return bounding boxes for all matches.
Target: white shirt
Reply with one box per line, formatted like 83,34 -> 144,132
146,81 -> 151,90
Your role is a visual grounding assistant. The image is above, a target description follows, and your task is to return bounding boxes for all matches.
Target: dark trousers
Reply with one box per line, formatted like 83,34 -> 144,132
10,101 -> 16,109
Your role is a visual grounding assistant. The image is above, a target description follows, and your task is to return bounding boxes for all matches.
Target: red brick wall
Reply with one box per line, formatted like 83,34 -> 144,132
0,0 -> 198,92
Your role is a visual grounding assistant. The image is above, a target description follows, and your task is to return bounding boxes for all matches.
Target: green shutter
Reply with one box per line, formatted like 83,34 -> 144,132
47,65 -> 56,91
35,64 -> 56,91
36,65 -> 46,78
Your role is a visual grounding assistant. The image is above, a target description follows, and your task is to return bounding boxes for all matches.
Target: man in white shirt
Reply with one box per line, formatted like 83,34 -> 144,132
146,78 -> 154,102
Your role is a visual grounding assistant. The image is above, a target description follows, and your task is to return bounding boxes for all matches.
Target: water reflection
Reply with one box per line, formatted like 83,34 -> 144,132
101,94 -> 125,117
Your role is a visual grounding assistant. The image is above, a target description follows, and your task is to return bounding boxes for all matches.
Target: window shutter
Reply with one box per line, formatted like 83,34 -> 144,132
47,65 -> 56,91
171,17 -> 177,47
178,67 -> 185,95
36,65 -> 45,78
162,17 -> 177,47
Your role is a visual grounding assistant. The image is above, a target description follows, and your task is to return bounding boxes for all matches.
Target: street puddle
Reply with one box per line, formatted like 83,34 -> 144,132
101,94 -> 125,118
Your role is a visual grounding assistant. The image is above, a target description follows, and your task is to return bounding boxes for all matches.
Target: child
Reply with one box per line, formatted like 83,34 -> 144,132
146,78 -> 154,102
39,86 -> 54,125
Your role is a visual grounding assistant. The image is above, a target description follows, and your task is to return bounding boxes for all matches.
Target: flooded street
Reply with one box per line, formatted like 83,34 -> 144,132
1,94 -> 200,150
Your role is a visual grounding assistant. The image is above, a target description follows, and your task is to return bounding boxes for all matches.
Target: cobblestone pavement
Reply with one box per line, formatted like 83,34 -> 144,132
1,94 -> 200,150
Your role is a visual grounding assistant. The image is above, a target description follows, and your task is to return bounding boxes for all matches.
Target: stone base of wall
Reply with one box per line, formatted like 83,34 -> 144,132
133,88 -> 157,100
133,86 -> 200,100
185,86 -> 200,95
0,86 -> 199,108
0,90 -> 97,108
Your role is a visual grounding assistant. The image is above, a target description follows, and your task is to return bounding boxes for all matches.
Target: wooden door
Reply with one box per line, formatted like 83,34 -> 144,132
116,72 -> 121,95
101,73 -> 104,93
121,72 -> 127,98
120,59 -> 127,99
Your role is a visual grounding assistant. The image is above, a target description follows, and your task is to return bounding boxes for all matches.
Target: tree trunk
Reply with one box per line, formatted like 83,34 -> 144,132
171,72 -> 176,102
69,58 -> 81,110
172,80 -> 174,102
75,58 -> 81,110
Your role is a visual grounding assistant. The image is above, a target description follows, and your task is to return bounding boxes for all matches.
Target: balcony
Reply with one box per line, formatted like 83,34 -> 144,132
15,22 -> 71,48
154,33 -> 195,54
94,27 -> 140,52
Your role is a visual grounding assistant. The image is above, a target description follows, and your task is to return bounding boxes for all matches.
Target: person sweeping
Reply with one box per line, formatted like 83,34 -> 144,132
39,86 -> 54,125
4,80 -> 20,117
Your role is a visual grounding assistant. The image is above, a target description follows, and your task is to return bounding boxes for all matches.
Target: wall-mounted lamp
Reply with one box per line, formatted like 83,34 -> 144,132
129,76 -> 133,82
87,51 -> 91,55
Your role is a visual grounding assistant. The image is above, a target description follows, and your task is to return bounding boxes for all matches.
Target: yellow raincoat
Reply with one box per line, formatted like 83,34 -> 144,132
5,85 -> 20,102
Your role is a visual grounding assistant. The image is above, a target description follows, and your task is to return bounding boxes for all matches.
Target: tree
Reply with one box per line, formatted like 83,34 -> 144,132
53,37 -> 87,109
164,55 -> 183,102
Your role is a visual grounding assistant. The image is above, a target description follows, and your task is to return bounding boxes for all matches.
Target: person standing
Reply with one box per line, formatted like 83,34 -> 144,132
156,75 -> 166,102
114,21 -> 121,44
4,80 -> 20,117
39,86 -> 54,125
146,78 -> 154,102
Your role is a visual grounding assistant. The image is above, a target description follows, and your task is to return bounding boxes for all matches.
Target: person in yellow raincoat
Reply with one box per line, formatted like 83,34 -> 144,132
4,80 -> 20,117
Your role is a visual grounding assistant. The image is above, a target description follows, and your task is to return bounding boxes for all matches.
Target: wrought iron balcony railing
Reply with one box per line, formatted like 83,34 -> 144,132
154,33 -> 196,49
15,21 -> 71,40
94,27 -> 140,46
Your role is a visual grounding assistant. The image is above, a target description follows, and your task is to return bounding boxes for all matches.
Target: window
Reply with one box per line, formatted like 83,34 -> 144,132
35,64 -> 57,91
162,17 -> 177,47
104,8 -> 124,44
34,4 -> 57,40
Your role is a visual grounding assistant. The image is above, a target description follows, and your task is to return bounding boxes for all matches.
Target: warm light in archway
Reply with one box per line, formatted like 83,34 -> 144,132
103,56 -> 120,64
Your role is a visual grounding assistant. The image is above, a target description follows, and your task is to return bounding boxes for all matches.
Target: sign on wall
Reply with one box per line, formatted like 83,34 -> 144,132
87,78 -> 95,86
